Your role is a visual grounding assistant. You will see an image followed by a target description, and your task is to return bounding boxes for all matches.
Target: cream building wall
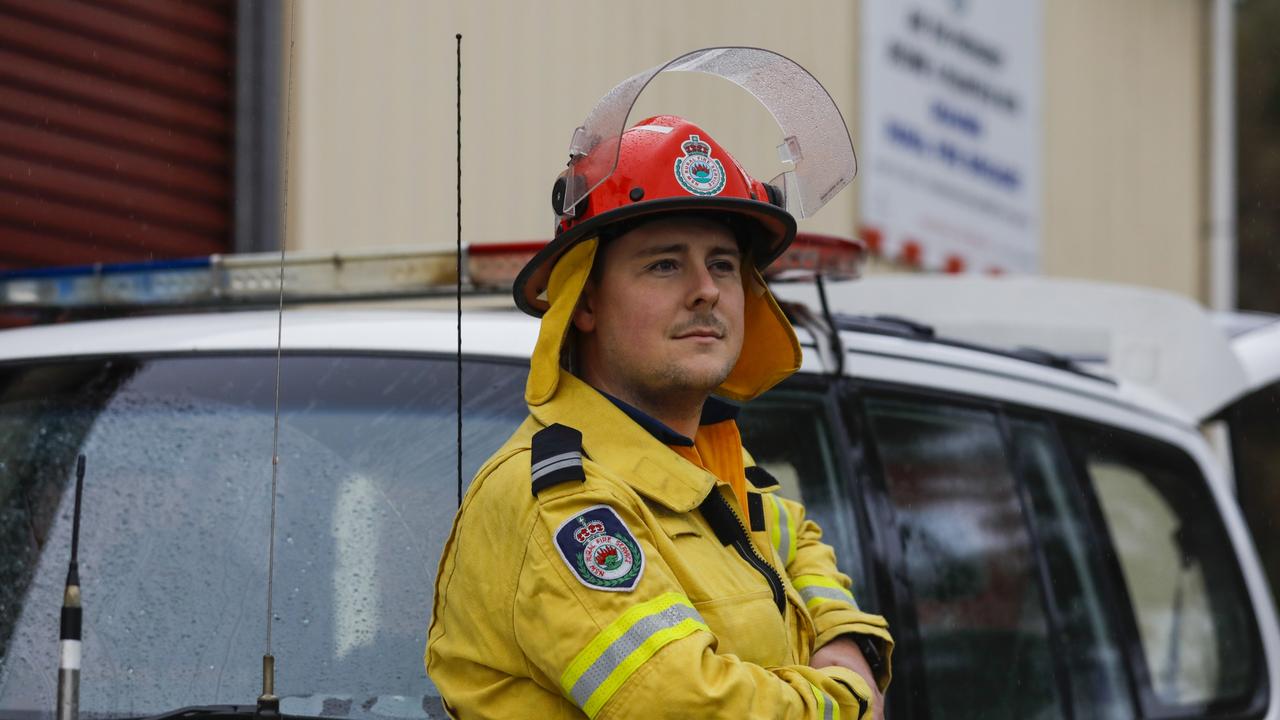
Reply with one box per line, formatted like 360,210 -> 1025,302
283,0 -> 861,253
1042,0 -> 1208,300
283,0 -> 1211,302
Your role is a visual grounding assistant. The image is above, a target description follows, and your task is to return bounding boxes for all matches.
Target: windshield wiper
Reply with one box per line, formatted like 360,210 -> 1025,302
136,707 -> 256,720
134,706 -> 330,720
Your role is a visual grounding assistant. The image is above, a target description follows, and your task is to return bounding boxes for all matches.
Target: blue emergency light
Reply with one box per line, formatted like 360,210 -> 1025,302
0,257 -> 216,308
0,249 -> 472,310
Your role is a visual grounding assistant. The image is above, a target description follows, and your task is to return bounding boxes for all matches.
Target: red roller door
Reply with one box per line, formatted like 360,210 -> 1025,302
0,0 -> 233,270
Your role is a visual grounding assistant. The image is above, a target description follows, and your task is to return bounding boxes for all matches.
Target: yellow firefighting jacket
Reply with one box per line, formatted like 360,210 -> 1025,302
425,239 -> 893,719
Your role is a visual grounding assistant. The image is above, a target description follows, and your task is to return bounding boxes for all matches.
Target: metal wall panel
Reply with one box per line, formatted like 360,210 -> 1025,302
283,0 -> 861,253
286,0 -> 1213,304
0,0 -> 233,270
1042,0 -> 1207,300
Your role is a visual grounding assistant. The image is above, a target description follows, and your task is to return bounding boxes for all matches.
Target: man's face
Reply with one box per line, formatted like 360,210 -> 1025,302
572,216 -> 746,405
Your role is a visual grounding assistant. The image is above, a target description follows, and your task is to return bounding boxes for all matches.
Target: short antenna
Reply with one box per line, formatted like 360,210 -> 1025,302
813,274 -> 845,376
56,454 -> 86,720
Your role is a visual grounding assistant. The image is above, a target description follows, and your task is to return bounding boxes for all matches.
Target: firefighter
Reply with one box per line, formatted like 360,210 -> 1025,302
425,110 -> 892,719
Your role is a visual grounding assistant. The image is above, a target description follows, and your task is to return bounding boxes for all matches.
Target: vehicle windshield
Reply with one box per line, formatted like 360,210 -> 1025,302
0,353 -> 529,720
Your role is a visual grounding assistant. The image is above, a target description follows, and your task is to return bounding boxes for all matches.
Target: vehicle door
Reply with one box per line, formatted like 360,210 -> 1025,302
854,384 -> 1270,719
1223,379 -> 1280,617
745,379 -> 1271,719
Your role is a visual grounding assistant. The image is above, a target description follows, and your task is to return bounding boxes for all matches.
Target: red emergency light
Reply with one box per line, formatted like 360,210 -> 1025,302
467,241 -> 546,288
762,233 -> 866,282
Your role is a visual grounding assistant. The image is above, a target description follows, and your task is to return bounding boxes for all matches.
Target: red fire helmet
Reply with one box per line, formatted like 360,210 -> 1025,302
513,115 -> 796,316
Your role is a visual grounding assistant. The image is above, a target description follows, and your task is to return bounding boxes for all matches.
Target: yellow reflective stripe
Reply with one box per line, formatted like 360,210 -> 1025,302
809,681 -> 840,720
584,617 -> 706,717
560,592 -> 709,718
561,593 -> 684,691
784,497 -> 797,565
793,574 -> 858,610
769,495 -> 796,565
793,575 -> 854,595
766,491 -> 783,556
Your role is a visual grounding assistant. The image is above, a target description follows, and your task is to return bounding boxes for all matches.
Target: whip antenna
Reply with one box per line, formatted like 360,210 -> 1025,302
813,274 -> 845,376
56,454 -> 86,720
259,3 -> 298,716
456,32 -> 463,508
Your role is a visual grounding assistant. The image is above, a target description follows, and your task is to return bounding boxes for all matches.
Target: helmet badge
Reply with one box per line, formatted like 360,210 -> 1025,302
673,135 -> 726,197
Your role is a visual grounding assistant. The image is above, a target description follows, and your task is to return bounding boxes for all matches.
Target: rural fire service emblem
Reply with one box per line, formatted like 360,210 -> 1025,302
554,506 -> 644,591
673,134 -> 726,196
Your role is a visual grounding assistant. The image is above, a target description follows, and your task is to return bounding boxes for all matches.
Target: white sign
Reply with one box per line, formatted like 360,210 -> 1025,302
860,0 -> 1043,274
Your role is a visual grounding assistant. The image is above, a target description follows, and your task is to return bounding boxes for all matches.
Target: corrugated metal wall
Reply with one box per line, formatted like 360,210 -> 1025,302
0,0 -> 234,270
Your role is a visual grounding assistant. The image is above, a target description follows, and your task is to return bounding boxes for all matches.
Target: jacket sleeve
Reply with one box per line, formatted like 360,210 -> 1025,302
770,493 -> 895,691
515,484 -> 875,720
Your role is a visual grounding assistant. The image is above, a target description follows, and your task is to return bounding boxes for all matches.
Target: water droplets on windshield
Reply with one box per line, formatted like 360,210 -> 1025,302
0,354 -> 528,719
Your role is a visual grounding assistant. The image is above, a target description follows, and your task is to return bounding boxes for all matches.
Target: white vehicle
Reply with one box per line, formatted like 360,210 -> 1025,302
0,243 -> 1275,720
1213,310 -> 1280,617
775,275 -> 1280,629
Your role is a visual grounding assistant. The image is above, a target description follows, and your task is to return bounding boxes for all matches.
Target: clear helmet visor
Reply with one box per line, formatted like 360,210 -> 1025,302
559,47 -> 855,220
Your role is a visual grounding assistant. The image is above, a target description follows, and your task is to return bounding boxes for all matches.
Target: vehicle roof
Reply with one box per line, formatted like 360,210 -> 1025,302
0,306 -> 1196,430
774,275 -> 1251,421
1225,312 -> 1280,393
0,309 -> 540,361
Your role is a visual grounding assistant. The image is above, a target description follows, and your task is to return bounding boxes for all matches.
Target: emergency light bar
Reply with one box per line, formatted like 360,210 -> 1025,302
0,234 -> 862,313
763,234 -> 864,282
0,245 -> 528,312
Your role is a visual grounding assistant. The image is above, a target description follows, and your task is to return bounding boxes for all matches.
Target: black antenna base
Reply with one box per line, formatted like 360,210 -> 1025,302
254,697 -> 279,720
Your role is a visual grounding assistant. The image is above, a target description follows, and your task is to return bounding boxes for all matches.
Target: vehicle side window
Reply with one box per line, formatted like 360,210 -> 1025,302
1068,425 -> 1264,714
1008,418 -> 1133,719
862,397 -> 1063,720
737,388 -> 870,607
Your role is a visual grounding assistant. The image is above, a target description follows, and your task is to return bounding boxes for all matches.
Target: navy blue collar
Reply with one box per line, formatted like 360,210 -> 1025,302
598,390 -> 740,447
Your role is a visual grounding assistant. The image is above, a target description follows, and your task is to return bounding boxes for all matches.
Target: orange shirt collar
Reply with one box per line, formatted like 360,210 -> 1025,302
593,389 -> 750,512
669,419 -> 749,512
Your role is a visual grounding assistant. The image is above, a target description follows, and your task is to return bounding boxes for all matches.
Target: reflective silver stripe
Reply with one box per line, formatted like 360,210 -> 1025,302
799,585 -> 859,610
532,451 -> 579,475
773,496 -> 792,563
568,603 -> 703,709
532,458 -> 583,483
810,682 -> 837,720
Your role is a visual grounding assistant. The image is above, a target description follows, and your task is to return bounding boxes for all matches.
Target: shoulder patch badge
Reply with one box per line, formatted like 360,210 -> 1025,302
554,505 -> 644,592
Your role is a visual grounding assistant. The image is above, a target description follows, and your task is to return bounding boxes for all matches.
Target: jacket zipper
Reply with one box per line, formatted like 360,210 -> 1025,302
699,489 -> 787,614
